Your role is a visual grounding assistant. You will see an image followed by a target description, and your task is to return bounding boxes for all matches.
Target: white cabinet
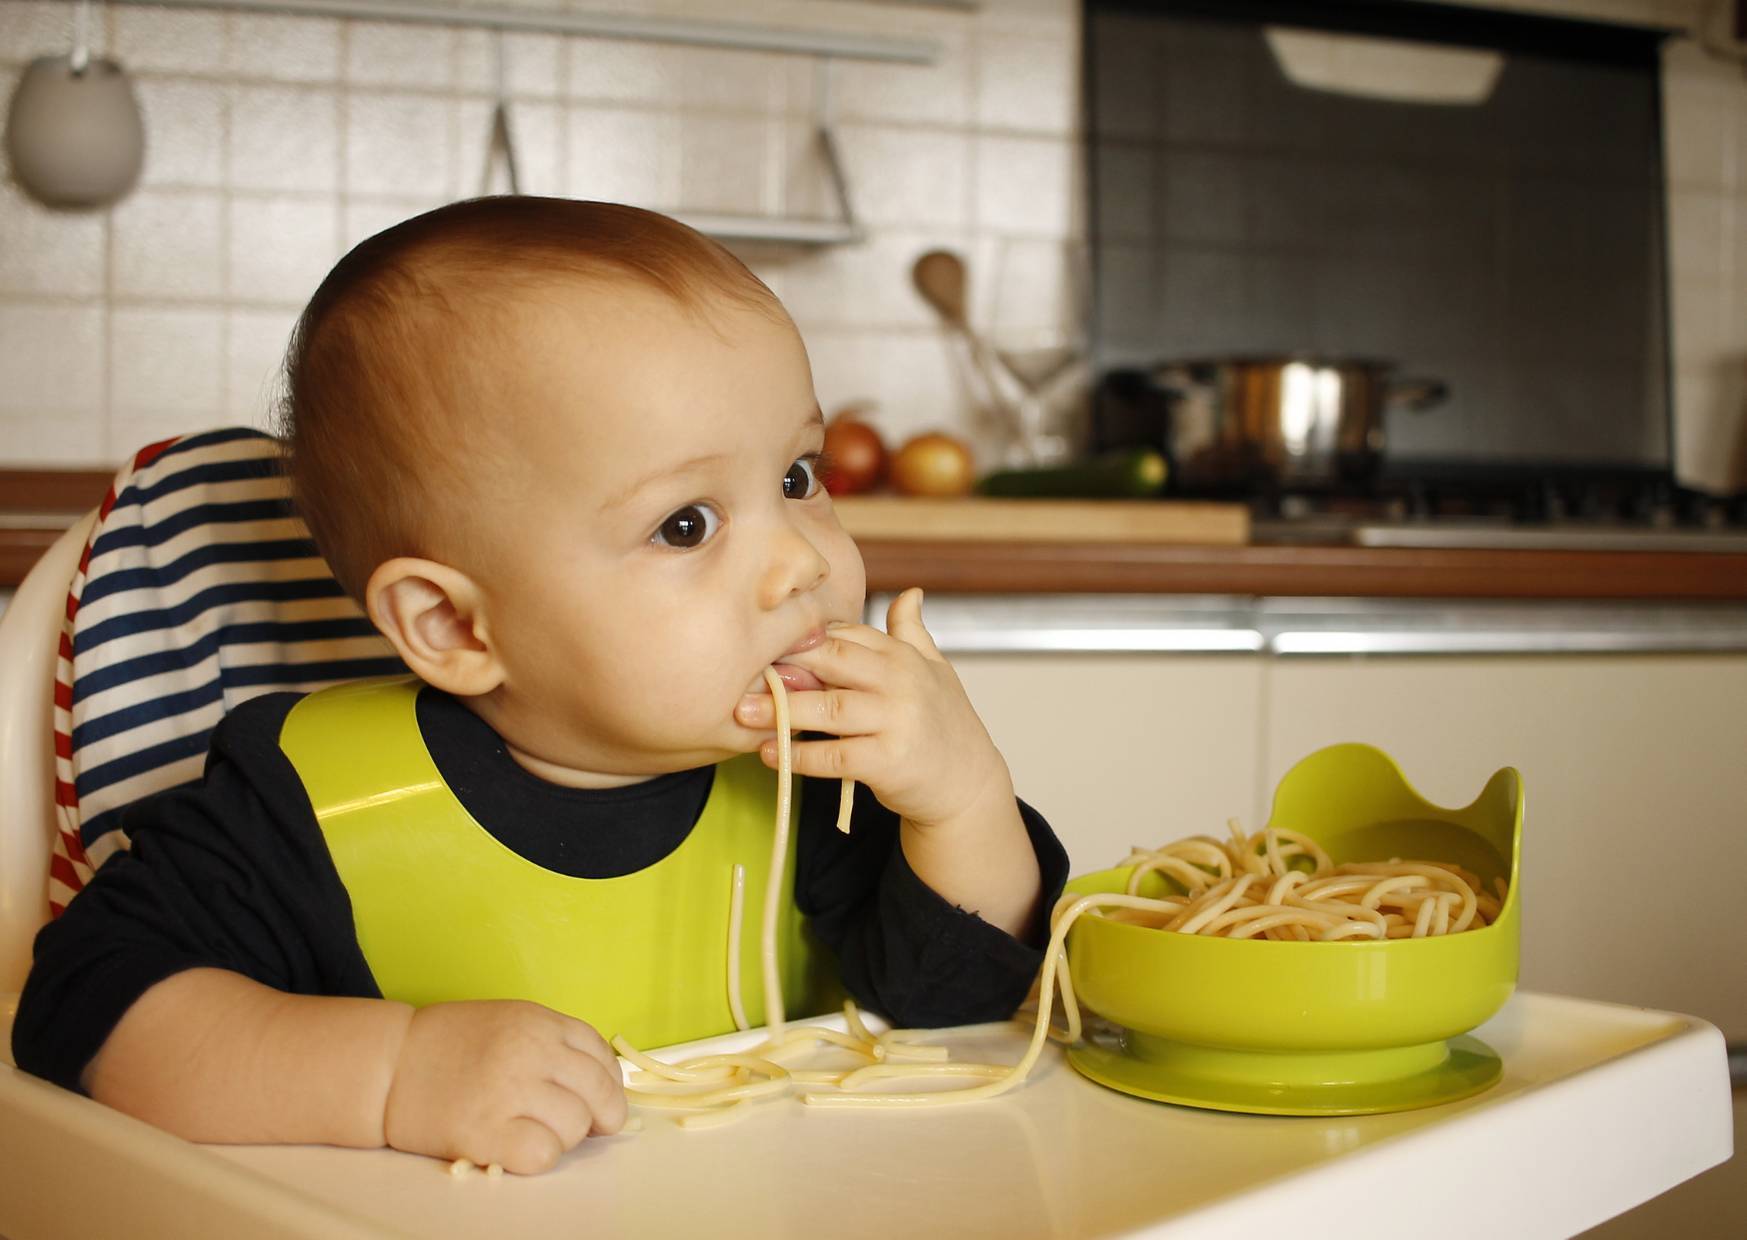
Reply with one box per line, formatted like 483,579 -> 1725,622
953,653 -> 1267,874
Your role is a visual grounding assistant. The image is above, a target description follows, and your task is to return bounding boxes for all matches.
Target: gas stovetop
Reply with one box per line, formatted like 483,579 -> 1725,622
1246,476 -> 1747,552
1252,517 -> 1747,553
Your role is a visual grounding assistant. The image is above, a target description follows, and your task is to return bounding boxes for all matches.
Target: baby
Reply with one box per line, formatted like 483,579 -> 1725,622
12,197 -> 1068,1174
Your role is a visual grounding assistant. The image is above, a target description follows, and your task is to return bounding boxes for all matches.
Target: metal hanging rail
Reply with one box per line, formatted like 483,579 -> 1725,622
107,0 -> 946,246
677,56 -> 861,246
109,0 -> 940,62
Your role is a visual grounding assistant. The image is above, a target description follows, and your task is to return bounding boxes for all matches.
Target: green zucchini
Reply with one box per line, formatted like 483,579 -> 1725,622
976,448 -> 1167,498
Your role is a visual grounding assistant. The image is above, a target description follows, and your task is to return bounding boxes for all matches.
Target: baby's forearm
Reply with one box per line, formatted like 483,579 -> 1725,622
83,967 -> 414,1148
899,778 -> 1042,940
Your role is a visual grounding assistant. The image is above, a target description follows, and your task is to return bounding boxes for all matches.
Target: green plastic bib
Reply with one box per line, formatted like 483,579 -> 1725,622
279,677 -> 836,1047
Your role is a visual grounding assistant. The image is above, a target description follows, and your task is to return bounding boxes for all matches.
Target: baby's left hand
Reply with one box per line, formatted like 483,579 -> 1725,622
737,588 -> 1013,831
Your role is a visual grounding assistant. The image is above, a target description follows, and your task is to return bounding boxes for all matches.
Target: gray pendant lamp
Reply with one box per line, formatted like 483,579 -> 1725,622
5,0 -> 146,209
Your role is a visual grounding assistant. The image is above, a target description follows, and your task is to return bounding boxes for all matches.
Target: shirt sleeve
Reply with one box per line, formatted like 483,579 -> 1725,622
793,777 -> 1071,1028
9,693 -> 378,1093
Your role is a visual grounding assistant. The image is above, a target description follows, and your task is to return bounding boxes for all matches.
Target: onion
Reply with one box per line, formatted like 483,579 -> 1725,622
890,432 -> 975,498
822,415 -> 887,496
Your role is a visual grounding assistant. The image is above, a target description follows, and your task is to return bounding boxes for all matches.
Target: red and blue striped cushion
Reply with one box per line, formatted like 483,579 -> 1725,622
49,427 -> 403,915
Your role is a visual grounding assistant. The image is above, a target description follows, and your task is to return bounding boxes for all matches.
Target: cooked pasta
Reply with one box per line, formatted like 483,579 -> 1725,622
1110,820 -> 1504,941
757,666 -> 794,1042
725,863 -> 749,1032
447,1158 -> 504,1178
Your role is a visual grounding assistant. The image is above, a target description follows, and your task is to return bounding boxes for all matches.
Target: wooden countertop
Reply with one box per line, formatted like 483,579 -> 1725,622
4,471 -> 1746,600
856,538 -> 1747,599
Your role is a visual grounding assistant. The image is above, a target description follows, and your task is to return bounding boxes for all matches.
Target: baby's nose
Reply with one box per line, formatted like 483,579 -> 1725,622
759,522 -> 830,609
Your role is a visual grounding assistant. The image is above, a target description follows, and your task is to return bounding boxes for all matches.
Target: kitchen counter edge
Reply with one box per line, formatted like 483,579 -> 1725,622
6,523 -> 1747,601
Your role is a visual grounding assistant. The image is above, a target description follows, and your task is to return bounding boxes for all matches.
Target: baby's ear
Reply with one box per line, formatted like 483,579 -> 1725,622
365,558 -> 505,697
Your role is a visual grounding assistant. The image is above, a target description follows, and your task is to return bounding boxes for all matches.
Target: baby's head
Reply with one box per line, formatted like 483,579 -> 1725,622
281,196 -> 866,785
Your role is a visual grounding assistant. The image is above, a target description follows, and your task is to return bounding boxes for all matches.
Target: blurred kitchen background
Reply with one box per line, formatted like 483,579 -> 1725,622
4,0 -> 1747,496
2,0 -> 1744,1232
0,0 -> 1088,464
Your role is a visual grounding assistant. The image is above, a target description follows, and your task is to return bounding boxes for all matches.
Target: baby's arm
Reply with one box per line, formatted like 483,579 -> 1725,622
14,692 -> 621,1173
796,773 -> 1069,1029
741,588 -> 1044,938
892,777 -> 1041,938
87,968 -> 626,1173
85,968 -> 411,1147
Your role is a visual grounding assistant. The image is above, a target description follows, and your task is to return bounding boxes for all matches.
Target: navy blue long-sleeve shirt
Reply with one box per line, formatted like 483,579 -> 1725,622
13,687 -> 1070,1091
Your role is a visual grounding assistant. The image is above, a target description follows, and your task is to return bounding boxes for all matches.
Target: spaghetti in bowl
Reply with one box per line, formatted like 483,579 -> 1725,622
1061,743 -> 1522,1113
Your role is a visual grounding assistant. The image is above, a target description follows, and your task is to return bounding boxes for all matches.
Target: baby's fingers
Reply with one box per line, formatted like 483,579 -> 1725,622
760,734 -> 882,782
522,1080 -> 598,1151
885,588 -> 943,661
485,1116 -> 567,1175
556,1013 -> 620,1080
819,622 -> 896,652
737,687 -> 878,736
783,633 -> 888,690
551,1044 -> 629,1135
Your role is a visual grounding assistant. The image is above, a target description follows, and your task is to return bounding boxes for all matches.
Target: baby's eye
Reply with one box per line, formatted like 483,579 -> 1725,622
652,504 -> 721,549
783,455 -> 822,500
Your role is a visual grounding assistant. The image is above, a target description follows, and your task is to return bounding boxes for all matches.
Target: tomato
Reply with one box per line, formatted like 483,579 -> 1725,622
822,415 -> 887,495
890,432 -> 975,498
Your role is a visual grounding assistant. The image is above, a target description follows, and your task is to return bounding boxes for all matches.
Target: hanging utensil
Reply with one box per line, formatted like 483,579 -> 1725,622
4,0 -> 145,209
911,249 -> 1059,466
478,31 -> 521,195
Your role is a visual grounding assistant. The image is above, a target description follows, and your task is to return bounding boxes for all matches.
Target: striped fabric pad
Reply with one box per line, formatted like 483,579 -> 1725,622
49,427 -> 404,916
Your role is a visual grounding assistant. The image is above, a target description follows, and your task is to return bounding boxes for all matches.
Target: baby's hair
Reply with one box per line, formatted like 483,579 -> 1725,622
276,195 -> 786,603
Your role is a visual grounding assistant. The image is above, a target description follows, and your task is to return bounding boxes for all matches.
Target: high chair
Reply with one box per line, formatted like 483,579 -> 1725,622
0,513 -> 95,993
0,428 -> 400,999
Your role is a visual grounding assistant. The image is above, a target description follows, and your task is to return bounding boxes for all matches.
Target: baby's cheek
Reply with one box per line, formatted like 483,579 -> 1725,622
828,527 -> 869,613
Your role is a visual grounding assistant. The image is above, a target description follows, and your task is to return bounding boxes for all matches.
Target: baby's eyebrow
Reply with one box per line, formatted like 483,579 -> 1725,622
603,406 -> 825,512
794,404 -> 826,441
603,451 -> 728,512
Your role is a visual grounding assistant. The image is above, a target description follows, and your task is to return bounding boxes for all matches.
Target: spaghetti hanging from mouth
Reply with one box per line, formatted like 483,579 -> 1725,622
614,668 -> 1034,1126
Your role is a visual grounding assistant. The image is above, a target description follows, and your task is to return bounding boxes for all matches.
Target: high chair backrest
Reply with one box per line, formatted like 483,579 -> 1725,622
0,428 -> 403,994
0,514 -> 96,993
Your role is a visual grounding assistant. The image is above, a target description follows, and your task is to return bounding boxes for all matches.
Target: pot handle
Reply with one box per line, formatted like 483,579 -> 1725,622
1386,376 -> 1449,413
1147,364 -> 1202,399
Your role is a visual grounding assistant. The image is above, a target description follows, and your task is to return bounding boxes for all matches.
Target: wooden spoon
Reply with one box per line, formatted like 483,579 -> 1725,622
912,249 -> 972,328
912,250 -> 1057,395
911,248 -> 1034,411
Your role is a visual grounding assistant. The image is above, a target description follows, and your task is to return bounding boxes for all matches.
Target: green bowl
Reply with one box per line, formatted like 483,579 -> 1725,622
1062,743 -> 1522,1114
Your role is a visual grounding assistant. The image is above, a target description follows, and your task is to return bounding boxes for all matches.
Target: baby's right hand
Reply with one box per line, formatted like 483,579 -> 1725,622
382,999 -> 628,1174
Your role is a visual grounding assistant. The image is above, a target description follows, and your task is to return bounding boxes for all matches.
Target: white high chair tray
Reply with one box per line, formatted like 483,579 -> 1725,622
0,991 -> 1731,1240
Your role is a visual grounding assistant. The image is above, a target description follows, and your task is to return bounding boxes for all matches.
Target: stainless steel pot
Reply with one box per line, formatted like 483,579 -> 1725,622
1093,357 -> 1447,493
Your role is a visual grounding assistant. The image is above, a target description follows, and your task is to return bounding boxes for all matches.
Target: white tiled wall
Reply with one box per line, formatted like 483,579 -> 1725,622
2,0 -> 1743,491
1526,0 -> 1747,493
1375,0 -> 1744,492
0,0 -> 1082,466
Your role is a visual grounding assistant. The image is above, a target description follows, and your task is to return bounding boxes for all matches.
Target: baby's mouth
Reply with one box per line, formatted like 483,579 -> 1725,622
766,662 -> 825,694
744,661 -> 825,697
744,618 -> 845,698
748,625 -> 837,697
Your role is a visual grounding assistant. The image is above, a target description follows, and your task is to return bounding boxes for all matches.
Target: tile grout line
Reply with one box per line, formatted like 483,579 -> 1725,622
219,15 -> 235,431
337,17 -> 351,253
454,23 -> 468,201
556,24 -> 571,195
100,2 -> 118,461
